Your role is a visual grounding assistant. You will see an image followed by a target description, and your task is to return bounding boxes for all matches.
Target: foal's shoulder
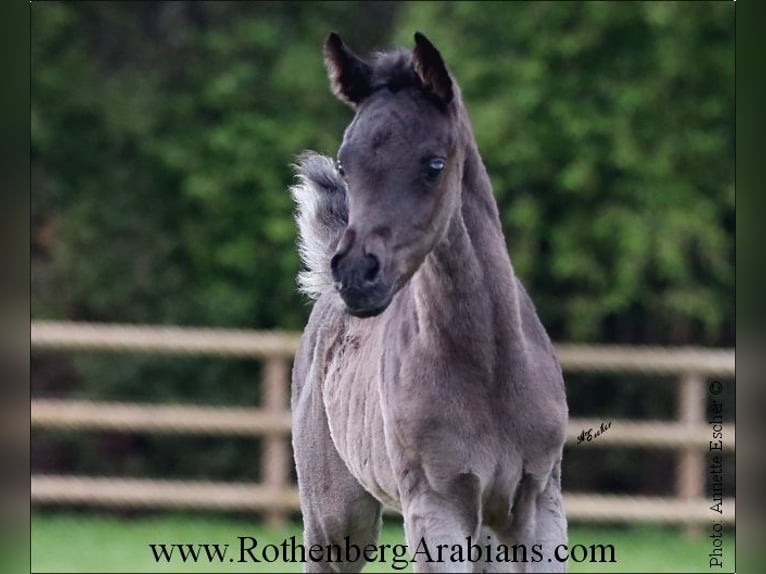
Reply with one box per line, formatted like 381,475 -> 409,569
296,294 -> 348,363
293,295 -> 337,380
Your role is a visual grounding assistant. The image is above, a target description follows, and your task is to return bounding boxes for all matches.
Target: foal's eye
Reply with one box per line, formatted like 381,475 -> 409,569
425,158 -> 446,181
335,159 -> 345,177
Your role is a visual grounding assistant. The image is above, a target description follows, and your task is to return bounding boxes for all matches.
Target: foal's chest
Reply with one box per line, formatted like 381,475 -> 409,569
321,330 -> 401,509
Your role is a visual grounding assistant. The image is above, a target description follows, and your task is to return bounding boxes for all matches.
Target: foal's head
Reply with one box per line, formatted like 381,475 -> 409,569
325,32 -> 466,317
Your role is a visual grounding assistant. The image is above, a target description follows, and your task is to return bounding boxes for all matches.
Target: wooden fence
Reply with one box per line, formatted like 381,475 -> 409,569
31,321 -> 735,528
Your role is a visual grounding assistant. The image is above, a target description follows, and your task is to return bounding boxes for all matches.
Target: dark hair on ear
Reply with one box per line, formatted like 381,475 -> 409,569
324,32 -> 373,108
412,32 -> 454,108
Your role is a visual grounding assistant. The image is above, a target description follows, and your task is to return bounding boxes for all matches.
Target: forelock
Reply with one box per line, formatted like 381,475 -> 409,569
368,49 -> 422,94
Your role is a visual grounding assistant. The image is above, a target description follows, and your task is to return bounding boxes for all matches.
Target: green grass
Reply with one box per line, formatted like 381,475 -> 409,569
31,512 -> 735,573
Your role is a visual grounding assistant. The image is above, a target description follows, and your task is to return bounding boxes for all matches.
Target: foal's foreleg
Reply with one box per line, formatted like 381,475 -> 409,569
401,471 -> 483,573
531,462 -> 568,572
292,393 -> 382,572
503,462 -> 568,573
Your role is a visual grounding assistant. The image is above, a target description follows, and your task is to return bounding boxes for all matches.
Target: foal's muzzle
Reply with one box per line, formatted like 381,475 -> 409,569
330,240 -> 392,318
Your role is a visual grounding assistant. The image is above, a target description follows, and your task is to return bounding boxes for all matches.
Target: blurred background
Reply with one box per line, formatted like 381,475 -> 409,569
31,1 -> 734,572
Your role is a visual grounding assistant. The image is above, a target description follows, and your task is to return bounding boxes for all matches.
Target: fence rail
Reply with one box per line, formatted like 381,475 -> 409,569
31,399 -> 293,436
31,321 -> 300,357
31,475 -> 734,524
31,321 -> 735,526
31,399 -> 734,450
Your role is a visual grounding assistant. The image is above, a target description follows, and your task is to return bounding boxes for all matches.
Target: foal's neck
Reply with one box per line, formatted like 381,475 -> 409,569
411,135 -> 525,353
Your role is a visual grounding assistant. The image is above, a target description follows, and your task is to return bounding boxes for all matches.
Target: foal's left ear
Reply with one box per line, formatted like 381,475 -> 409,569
324,32 -> 373,108
413,32 -> 454,108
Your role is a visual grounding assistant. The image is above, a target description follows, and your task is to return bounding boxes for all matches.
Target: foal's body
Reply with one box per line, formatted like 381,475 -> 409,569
291,34 -> 568,573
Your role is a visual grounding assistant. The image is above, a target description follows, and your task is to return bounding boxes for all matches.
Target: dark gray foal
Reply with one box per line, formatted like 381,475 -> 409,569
290,32 -> 568,573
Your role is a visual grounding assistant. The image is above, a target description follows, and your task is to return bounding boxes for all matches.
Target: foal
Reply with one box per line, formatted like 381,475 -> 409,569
291,32 -> 568,573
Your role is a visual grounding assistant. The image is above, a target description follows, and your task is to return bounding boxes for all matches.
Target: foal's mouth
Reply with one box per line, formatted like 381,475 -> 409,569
337,282 -> 396,319
346,302 -> 389,318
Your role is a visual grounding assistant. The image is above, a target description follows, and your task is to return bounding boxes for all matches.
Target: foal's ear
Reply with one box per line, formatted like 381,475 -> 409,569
413,32 -> 454,108
324,32 -> 373,108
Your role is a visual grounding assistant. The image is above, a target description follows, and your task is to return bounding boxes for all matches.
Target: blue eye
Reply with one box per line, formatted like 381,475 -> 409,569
335,159 -> 345,177
425,158 -> 445,180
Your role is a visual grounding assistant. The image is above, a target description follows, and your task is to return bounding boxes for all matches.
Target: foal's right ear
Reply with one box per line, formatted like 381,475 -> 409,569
324,32 -> 373,108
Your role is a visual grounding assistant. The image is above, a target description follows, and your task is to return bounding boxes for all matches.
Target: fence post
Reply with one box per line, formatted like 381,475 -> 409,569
263,356 -> 290,527
677,372 -> 704,536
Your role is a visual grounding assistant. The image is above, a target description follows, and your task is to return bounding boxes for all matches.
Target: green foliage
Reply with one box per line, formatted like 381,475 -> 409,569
32,1 -> 733,343
32,2 -> 374,330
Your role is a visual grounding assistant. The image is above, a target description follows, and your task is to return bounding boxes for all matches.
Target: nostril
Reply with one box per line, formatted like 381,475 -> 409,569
330,252 -> 347,290
362,254 -> 381,284
330,252 -> 343,276
331,229 -> 355,281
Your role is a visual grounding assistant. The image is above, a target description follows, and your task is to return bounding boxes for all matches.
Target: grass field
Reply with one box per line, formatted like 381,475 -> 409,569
31,512 -> 735,573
